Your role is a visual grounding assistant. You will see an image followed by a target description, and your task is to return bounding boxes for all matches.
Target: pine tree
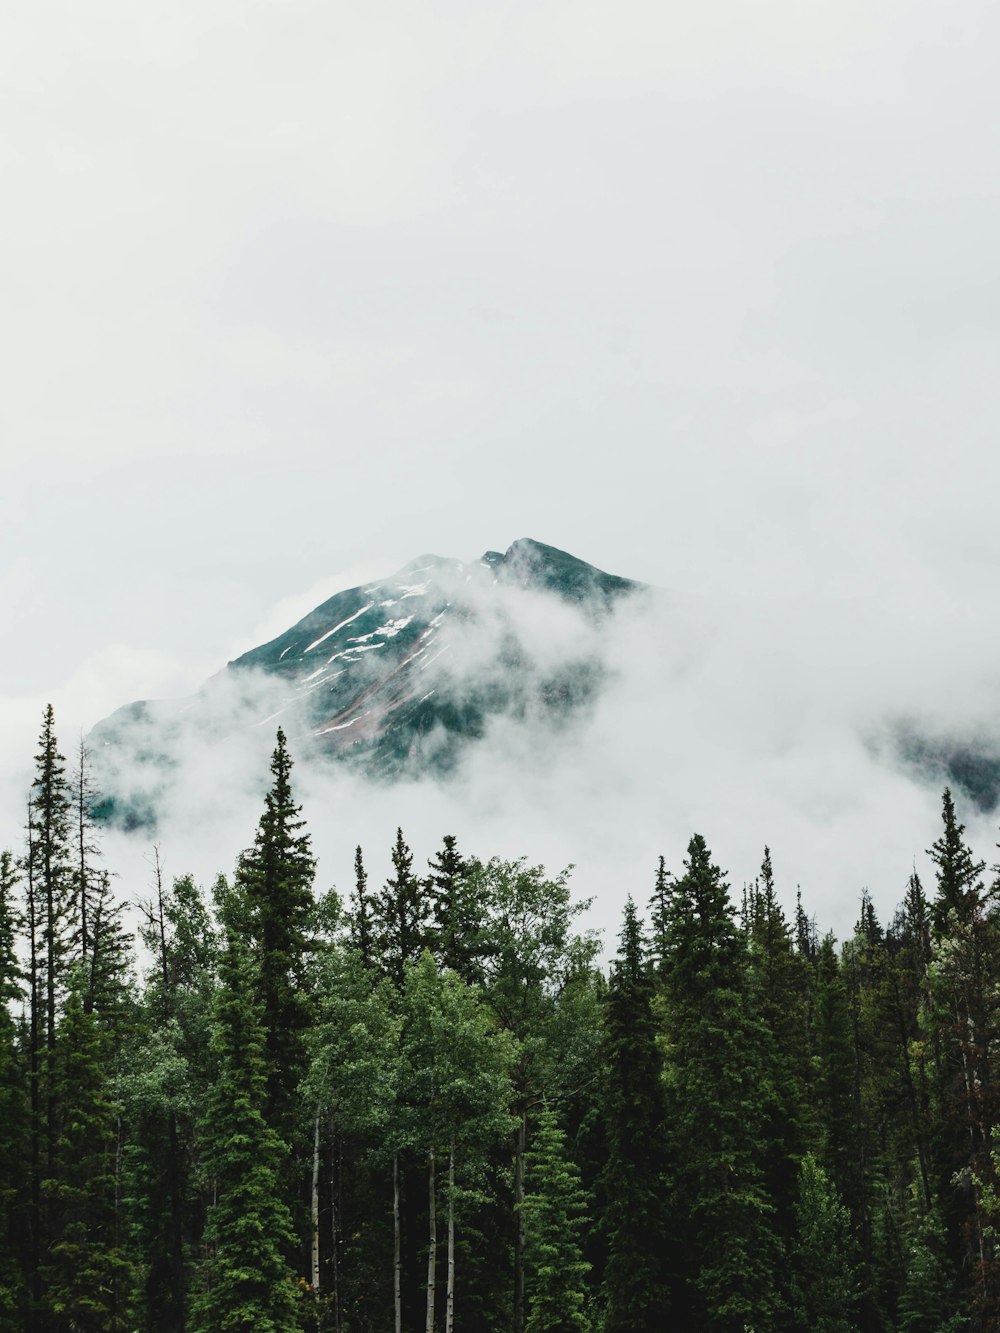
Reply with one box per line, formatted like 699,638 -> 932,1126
647,856 -> 671,978
191,896 -> 298,1333
521,1102 -> 590,1333
41,978 -> 129,1331
811,935 -> 856,1205
235,728 -> 316,1136
373,828 -> 427,992
426,835 -> 486,982
923,796 -> 1000,1317
790,1154 -> 857,1333
897,1207 -> 966,1333
349,845 -> 375,971
29,706 -> 74,1069
927,789 -> 985,936
747,848 -> 811,1261
26,706 -> 76,1328
660,835 -> 782,1330
599,898 -> 671,1331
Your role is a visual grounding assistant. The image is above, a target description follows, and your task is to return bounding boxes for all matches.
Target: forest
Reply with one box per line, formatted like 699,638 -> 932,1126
1,703 -> 998,1332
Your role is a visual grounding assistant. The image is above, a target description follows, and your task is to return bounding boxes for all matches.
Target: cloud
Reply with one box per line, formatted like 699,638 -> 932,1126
26,554 -> 995,960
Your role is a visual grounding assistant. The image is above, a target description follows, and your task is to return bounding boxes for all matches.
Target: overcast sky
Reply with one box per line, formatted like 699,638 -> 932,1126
3,0 -> 1000,937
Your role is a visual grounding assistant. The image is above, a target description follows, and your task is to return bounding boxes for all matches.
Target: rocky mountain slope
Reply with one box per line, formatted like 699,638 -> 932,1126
90,539 -> 642,826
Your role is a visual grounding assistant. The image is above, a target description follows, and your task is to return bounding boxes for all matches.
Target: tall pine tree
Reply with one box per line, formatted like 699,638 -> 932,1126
599,897 -> 671,1331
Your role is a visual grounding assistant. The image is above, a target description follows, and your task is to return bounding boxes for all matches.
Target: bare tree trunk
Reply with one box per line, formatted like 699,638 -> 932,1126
445,1139 -> 456,1333
514,1110 -> 527,1333
312,1107 -> 321,1296
426,1148 -> 437,1333
394,1153 -> 402,1333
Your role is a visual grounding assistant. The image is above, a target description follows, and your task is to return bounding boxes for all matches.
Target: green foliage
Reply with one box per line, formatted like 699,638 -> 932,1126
6,700 -> 1000,1333
426,834 -> 489,982
235,728 -> 316,1138
600,898 -> 671,1331
791,1154 -> 857,1332
898,1207 -> 967,1332
191,909 -> 298,1333
659,835 -> 782,1331
373,827 -> 427,991
399,951 -> 515,1156
522,1103 -> 591,1333
41,981 -> 129,1331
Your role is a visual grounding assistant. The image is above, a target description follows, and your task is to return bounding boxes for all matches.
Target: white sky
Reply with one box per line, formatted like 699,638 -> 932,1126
3,0 -> 1000,941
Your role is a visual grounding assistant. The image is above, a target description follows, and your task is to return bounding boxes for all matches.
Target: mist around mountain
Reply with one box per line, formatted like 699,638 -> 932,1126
89,539 -> 644,829
89,537 -> 1000,841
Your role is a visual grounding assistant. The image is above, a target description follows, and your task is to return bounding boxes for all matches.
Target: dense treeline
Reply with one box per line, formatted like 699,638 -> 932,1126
1,706 -> 999,1330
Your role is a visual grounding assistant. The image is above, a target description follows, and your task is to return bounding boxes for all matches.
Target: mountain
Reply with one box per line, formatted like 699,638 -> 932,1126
89,537 -> 1000,831
90,539 -> 643,827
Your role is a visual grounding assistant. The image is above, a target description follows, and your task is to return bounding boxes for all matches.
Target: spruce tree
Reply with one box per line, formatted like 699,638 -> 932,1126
373,828 -> 427,992
521,1102 -> 591,1333
235,728 -> 315,1136
599,898 -> 671,1331
426,834 -> 486,982
747,848 -> 810,1260
922,793 -> 1000,1315
41,978 -> 129,1331
192,896 -> 298,1333
647,855 -> 671,977
790,1154 -> 857,1333
660,835 -> 781,1330
349,845 -> 375,970
927,789 -> 986,936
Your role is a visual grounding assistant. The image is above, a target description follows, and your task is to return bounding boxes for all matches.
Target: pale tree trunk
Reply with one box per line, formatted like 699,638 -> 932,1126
311,1107 -> 321,1296
426,1148 -> 437,1333
394,1154 -> 402,1333
445,1139 -> 456,1333
514,1111 -> 526,1333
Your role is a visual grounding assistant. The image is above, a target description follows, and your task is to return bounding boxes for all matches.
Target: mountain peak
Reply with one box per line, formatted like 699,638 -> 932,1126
90,540 -> 643,827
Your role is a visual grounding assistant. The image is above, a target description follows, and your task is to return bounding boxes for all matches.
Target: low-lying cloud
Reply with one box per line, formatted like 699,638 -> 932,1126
4,554 -> 994,955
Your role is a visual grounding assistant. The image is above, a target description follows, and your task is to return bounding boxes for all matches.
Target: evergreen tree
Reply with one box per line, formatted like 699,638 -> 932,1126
235,728 -> 316,1136
191,895 -> 298,1333
923,790 -> 1000,1315
811,935 -> 856,1205
521,1103 -> 590,1333
599,898 -> 671,1331
897,1207 -> 966,1333
41,978 -> 129,1331
790,1153 -> 857,1333
373,828 -> 427,992
29,707 -> 75,1056
660,835 -> 782,1330
646,856 -> 671,978
124,867 -> 216,1333
349,845 -> 375,971
747,847 -> 811,1255
426,835 -> 486,982
927,789 -> 986,936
